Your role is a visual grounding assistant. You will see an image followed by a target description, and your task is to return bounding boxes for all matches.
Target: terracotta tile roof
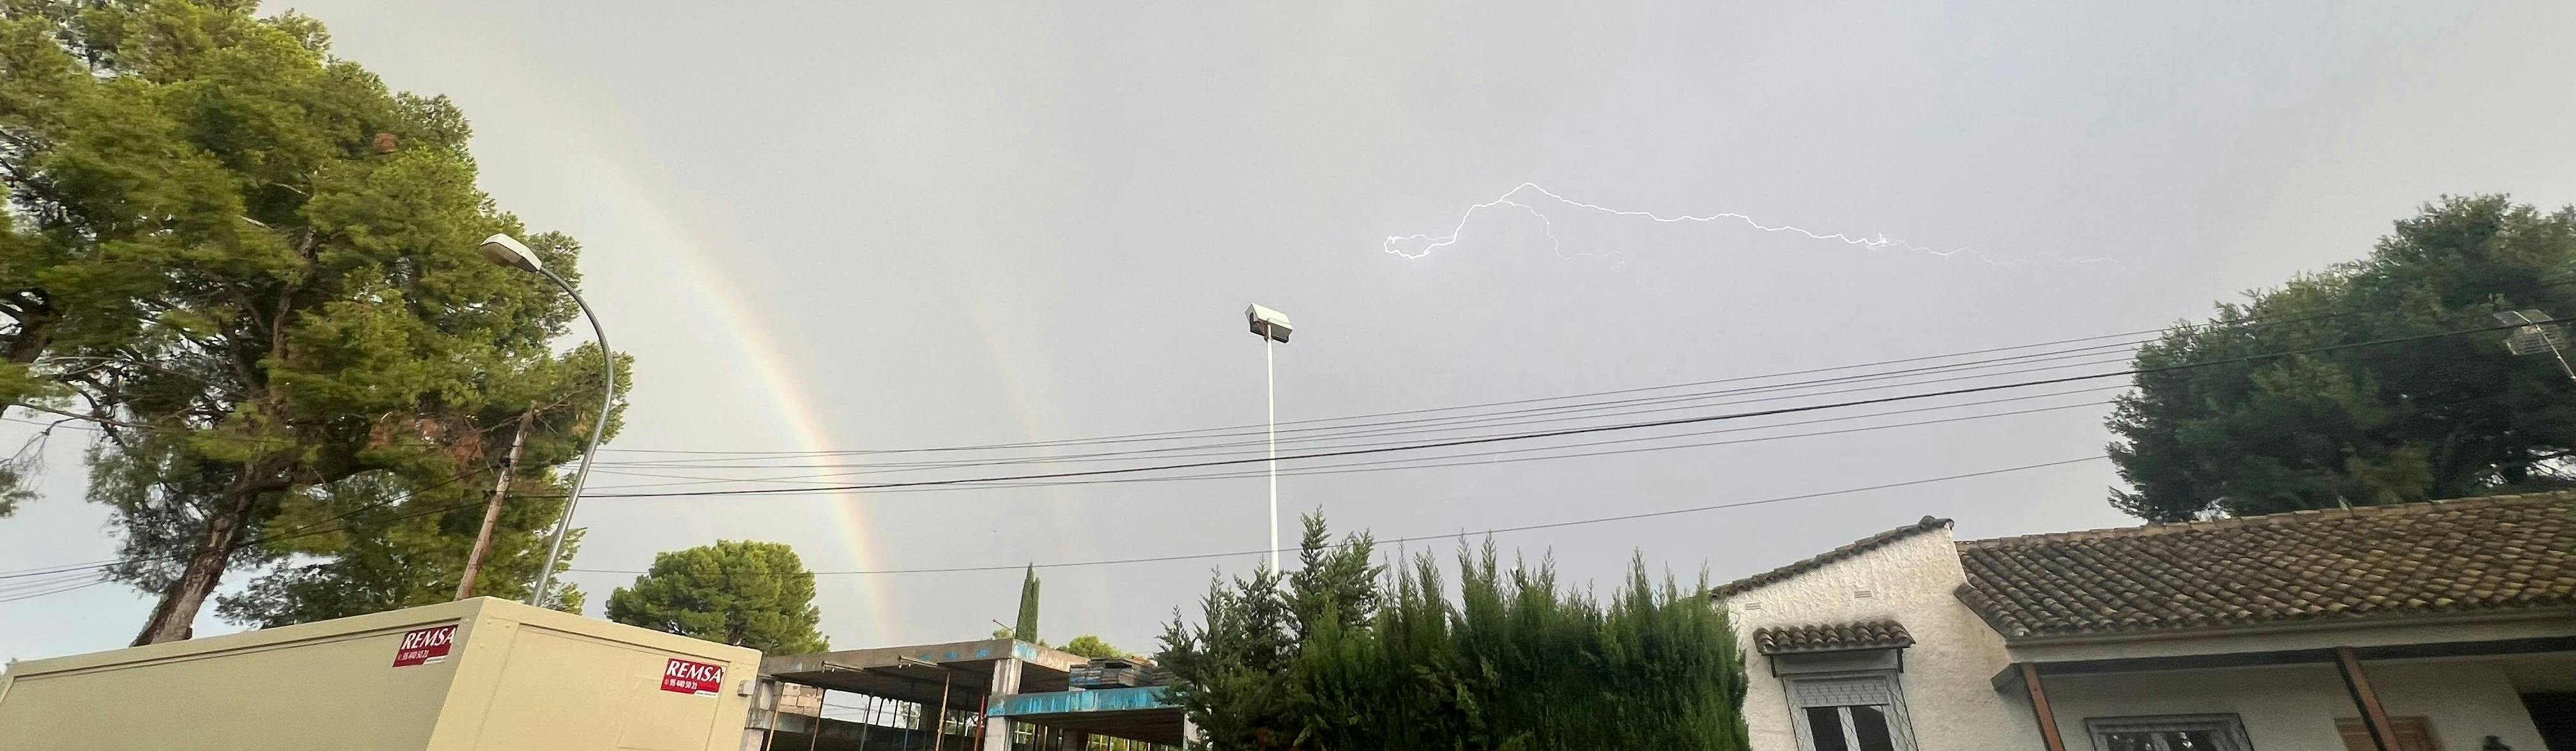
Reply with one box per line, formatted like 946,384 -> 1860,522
1711,516 -> 1952,600
1956,493 -> 2576,639
1754,621 -> 1915,654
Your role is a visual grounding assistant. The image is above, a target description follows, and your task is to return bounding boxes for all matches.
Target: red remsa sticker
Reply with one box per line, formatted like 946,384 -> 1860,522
392,624 -> 457,667
661,658 -> 726,696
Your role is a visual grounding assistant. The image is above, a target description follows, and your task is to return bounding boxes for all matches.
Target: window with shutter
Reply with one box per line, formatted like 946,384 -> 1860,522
1787,673 -> 1915,751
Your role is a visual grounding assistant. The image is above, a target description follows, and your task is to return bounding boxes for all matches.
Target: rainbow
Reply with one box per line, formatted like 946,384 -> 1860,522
641,212 -> 1075,646
383,10 -> 931,644
643,222 -> 903,643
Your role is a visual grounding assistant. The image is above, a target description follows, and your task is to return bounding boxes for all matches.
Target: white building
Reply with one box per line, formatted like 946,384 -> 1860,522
1710,493 -> 2576,751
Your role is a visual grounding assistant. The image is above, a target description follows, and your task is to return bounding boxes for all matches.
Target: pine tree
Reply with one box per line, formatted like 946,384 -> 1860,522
606,540 -> 828,654
2108,196 -> 2576,520
0,1 -> 622,641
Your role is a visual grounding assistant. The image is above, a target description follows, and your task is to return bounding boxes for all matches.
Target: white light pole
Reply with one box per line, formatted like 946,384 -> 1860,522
1245,304 -> 1293,572
481,233 -> 613,607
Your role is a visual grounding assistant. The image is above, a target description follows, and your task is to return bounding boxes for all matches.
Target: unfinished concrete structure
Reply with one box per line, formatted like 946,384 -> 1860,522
747,639 -> 1186,751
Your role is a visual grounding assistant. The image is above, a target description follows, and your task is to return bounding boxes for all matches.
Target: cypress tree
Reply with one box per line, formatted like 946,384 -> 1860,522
1015,564 -> 1041,644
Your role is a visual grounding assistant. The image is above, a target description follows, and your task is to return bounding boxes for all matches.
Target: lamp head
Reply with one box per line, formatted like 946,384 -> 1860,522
479,233 -> 544,273
1246,304 -> 1292,343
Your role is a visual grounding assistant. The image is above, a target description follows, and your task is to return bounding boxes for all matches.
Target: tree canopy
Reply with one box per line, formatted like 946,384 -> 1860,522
606,540 -> 829,654
0,0 -> 621,642
1158,515 -> 1751,750
1059,634 -> 1124,659
2108,196 -> 2576,520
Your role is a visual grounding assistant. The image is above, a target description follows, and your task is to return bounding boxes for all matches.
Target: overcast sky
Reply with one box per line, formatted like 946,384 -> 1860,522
4,0 -> 2573,660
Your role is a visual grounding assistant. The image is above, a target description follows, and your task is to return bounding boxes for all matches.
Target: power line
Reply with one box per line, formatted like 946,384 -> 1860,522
590,343 -> 2146,473
559,316 -> 2554,500
0,576 -> 112,604
15,313 -> 2533,600
6,312 -> 2542,596
930,396 -> 2112,491
0,474 -> 555,605
0,307 -> 2368,484
576,359 -> 2137,486
581,388 -> 2123,496
588,309 -> 2361,459
564,455 -> 2104,577
0,469 -> 486,581
0,565 -> 114,597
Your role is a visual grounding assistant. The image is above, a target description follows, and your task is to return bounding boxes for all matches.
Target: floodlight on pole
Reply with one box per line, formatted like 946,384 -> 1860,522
2497,309 -> 2576,383
1246,304 -> 1291,573
480,233 -> 615,607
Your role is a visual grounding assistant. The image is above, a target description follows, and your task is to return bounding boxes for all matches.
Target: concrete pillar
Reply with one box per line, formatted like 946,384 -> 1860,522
981,659 -> 1025,751
752,679 -> 786,751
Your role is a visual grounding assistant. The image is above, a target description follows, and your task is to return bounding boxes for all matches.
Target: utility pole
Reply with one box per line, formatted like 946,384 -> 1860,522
1245,305 -> 1293,572
1264,337 -> 1277,573
455,408 -> 532,600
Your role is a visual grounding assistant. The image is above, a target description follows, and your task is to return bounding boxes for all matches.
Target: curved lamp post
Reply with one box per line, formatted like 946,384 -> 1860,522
480,233 -> 613,607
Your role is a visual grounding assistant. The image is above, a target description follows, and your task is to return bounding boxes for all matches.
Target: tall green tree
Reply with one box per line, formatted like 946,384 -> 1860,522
606,540 -> 829,654
1015,563 -> 1040,644
1160,515 -> 1750,750
0,0 -> 622,642
2108,196 -> 2576,520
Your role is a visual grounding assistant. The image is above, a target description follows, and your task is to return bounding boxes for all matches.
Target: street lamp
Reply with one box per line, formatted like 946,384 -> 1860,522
482,233 -> 614,607
1245,304 -> 1292,572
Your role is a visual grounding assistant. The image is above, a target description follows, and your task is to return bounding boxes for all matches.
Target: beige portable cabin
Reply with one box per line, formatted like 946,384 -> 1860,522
0,596 -> 762,750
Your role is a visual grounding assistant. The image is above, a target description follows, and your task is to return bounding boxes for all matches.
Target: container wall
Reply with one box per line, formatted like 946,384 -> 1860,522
0,598 -> 760,751
0,603 -> 471,751
430,600 -> 762,751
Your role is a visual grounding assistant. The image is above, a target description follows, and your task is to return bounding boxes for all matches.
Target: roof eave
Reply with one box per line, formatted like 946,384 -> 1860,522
1709,516 -> 1953,600
1993,606 -> 2576,647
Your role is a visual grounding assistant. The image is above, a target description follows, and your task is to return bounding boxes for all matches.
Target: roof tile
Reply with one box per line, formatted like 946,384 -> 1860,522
1711,516 -> 1950,600
1955,493 -> 2576,639
1753,621 -> 1915,654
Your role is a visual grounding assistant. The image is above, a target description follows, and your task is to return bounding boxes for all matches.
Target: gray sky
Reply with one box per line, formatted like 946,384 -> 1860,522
4,0 -> 2573,660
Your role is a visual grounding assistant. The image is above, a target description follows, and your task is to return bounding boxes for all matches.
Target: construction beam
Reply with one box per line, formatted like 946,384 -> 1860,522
2334,646 -> 2399,751
2018,662 -> 2069,751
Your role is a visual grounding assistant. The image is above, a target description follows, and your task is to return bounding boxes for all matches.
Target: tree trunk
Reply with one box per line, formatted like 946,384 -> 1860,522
4,317 -> 50,364
4,293 -> 57,365
131,480 -> 264,646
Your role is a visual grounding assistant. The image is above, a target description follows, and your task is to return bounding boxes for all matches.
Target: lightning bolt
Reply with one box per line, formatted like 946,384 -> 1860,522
1384,182 -> 2117,268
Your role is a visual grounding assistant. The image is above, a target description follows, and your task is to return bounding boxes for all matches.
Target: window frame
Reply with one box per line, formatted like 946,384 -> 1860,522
1784,670 -> 1917,751
2082,713 -> 2255,751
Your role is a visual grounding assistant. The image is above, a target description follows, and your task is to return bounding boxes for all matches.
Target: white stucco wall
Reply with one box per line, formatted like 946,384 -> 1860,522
1719,523 -> 2568,751
1718,526 -> 2043,751
2041,659 -> 2550,751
